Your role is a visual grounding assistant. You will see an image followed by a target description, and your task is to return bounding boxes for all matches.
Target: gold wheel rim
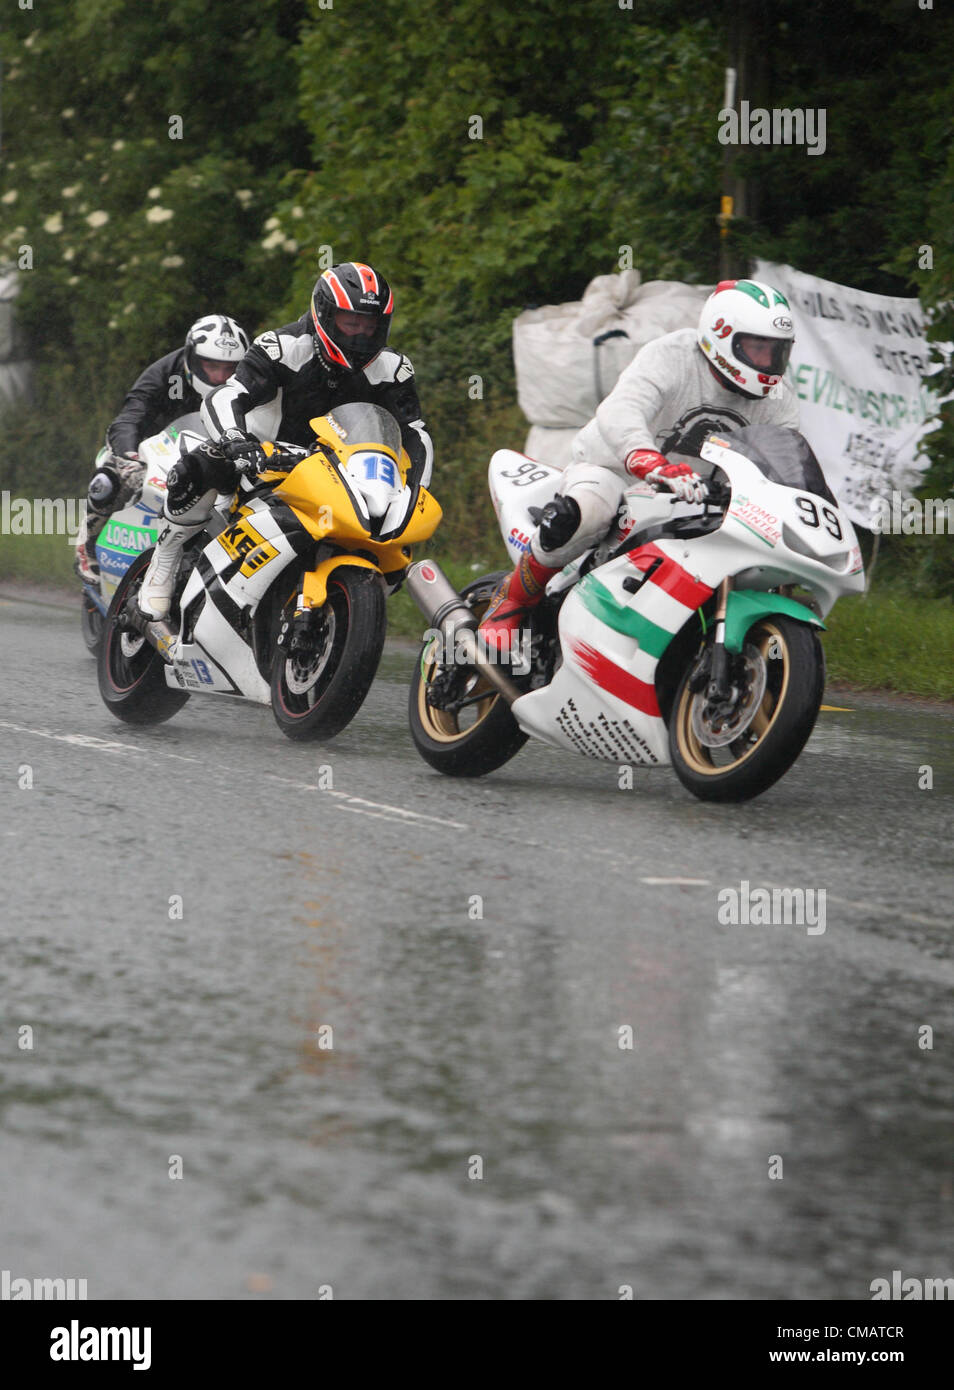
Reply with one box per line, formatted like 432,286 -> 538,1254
674,622 -> 791,777
416,593 -> 502,743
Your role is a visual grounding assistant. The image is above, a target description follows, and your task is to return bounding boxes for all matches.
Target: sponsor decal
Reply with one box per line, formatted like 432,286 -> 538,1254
848,544 -> 863,573
214,335 -> 240,351
325,413 -> 347,439
146,474 -> 166,489
102,520 -> 155,554
713,350 -> 745,382
707,435 -> 731,449
772,315 -> 793,331
217,516 -> 278,577
256,330 -> 281,361
728,492 -> 781,546
419,563 -> 437,583
508,526 -> 531,554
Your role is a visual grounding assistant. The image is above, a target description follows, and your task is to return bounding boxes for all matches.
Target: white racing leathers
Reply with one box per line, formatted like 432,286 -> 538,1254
534,327 -> 800,566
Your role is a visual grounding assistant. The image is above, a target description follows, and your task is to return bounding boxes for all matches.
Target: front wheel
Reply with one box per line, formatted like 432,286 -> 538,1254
270,566 -> 386,741
97,549 -> 190,725
408,571 -> 529,777
669,615 -> 824,802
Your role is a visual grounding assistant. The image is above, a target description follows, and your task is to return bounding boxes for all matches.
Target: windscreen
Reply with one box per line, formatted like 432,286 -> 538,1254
321,402 -> 402,457
722,425 -> 838,504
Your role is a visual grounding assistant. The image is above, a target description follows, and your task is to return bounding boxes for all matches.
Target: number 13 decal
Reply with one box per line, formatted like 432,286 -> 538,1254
796,495 -> 842,540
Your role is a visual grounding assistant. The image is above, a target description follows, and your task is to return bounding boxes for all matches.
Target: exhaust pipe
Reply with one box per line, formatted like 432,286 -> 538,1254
406,560 -> 522,705
121,606 -> 179,662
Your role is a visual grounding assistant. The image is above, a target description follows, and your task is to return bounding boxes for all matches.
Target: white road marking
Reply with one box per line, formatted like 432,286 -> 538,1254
0,719 -> 468,831
640,876 -> 711,886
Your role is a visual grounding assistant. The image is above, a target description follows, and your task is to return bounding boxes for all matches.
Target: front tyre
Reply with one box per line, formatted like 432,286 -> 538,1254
80,590 -> 105,654
271,566 -> 386,741
97,549 -> 190,725
669,615 -> 824,802
408,571 -> 529,777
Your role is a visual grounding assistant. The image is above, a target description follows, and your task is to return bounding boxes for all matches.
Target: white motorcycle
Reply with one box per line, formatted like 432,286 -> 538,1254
406,424 -> 865,801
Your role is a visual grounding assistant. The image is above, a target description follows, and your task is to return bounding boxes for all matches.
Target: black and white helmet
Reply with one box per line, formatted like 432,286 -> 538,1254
184,314 -> 249,398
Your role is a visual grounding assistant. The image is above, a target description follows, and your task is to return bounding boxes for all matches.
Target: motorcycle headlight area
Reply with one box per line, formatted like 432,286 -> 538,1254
781,521 -> 852,571
344,450 -> 402,519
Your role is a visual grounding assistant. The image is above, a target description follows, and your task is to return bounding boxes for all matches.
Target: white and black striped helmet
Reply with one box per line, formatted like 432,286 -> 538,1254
184,314 -> 249,398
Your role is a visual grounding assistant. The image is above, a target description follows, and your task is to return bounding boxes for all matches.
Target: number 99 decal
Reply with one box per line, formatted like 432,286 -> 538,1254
501,461 -> 551,486
795,495 -> 843,540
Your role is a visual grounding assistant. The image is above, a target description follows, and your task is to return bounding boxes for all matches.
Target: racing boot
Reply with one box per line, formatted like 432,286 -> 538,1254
477,552 -> 560,660
73,512 -> 104,585
137,493 -> 214,620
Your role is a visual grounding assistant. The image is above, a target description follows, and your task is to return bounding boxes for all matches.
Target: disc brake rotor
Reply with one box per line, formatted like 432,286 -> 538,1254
285,608 -> 336,693
120,630 -> 146,659
690,640 -> 768,748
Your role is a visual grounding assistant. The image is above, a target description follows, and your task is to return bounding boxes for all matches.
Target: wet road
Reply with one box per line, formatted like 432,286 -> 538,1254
1,587 -> 953,1299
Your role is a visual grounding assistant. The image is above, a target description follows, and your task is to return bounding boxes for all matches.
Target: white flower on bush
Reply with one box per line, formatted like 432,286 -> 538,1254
282,238 -> 298,254
63,248 -> 75,261
24,33 -> 38,49
261,229 -> 285,250
235,189 -> 253,206
123,303 -> 136,314
291,206 -> 304,219
1,190 -> 17,204
112,139 -> 125,151
67,275 -> 80,285
147,186 -> 161,199
264,216 -> 281,231
43,212 -> 63,234
61,185 -> 79,198
108,319 -> 118,329
161,255 -> 184,268
146,206 -> 174,223
62,108 -> 75,119
86,210 -> 109,228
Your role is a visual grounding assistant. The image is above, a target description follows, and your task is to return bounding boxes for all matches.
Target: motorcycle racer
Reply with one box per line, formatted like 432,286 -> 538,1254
138,262 -> 434,621
478,278 -> 800,654
74,314 -> 249,583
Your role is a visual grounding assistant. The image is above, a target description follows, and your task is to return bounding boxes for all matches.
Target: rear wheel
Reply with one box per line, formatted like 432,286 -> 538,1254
669,615 -> 824,801
80,590 -> 104,654
97,548 -> 190,725
408,572 -> 529,777
271,566 -> 386,741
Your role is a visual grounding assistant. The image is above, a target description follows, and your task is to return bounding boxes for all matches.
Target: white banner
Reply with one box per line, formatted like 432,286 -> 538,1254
753,259 -> 940,527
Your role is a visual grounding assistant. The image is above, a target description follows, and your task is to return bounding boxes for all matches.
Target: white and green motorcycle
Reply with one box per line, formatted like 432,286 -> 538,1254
406,424 -> 865,802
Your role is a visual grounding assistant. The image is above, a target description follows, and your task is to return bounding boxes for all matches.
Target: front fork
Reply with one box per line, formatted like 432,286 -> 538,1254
706,577 -> 734,703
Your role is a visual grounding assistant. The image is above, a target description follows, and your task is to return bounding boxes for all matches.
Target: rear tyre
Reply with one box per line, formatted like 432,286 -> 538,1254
80,590 -> 105,654
97,548 -> 190,725
408,571 -> 529,777
271,566 -> 386,741
669,614 -> 824,802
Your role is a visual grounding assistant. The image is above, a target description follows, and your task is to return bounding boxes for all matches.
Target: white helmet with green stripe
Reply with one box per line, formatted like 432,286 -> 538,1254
697,278 -> 795,399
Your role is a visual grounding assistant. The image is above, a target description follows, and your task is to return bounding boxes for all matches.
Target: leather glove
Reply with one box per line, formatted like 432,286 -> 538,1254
624,449 -> 706,504
220,428 -> 267,475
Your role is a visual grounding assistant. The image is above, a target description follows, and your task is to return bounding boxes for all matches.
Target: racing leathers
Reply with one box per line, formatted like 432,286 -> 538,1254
479,327 -> 800,651
76,349 -> 207,582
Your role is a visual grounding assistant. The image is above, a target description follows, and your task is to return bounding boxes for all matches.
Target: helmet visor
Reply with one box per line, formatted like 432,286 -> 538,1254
331,308 -> 390,365
734,333 -> 792,376
192,356 -> 236,388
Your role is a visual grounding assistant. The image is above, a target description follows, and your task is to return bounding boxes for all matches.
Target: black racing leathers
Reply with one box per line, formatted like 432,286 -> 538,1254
200,314 -> 434,492
106,349 -> 203,457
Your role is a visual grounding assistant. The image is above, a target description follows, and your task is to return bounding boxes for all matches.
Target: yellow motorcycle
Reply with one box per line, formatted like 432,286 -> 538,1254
98,403 -> 441,740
